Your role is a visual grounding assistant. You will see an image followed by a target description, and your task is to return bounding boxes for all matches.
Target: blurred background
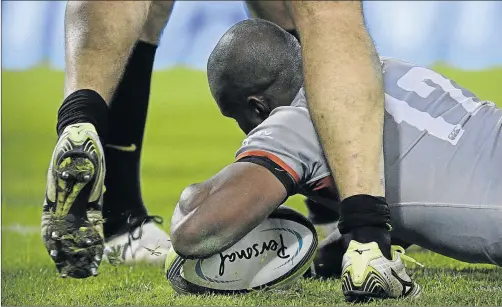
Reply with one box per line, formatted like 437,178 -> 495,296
2,1 -> 502,304
3,0 -> 502,71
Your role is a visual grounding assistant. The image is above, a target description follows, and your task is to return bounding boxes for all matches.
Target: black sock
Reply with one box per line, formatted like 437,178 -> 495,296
338,194 -> 392,259
56,89 -> 109,140
103,41 -> 157,239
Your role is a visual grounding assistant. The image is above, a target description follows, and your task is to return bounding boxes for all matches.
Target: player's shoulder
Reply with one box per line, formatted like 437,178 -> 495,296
267,104 -> 310,123
290,87 -> 308,109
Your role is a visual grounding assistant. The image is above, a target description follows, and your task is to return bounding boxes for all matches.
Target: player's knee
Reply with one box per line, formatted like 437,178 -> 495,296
140,1 -> 173,44
486,240 -> 502,266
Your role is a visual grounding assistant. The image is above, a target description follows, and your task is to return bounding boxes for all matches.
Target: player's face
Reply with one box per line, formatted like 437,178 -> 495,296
233,112 -> 263,134
221,109 -> 261,135
220,98 -> 271,134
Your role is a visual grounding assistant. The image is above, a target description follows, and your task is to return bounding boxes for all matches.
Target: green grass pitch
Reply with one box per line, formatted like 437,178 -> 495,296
2,67 -> 502,306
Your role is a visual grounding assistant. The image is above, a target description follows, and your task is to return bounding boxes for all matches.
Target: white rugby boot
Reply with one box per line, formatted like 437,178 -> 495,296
104,216 -> 172,265
341,241 -> 423,302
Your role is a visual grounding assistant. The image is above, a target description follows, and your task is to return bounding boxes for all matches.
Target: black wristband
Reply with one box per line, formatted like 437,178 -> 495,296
57,89 -> 109,141
235,155 -> 297,196
338,194 -> 390,234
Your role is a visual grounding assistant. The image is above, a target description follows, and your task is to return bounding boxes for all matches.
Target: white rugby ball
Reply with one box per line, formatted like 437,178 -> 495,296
165,206 -> 318,294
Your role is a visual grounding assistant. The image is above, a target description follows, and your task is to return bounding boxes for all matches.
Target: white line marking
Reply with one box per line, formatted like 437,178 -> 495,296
2,224 -> 40,235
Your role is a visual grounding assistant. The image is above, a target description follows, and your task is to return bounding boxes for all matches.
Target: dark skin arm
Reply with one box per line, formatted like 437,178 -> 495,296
170,162 -> 288,259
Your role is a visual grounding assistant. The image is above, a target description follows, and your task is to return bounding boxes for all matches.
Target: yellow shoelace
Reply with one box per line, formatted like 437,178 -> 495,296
392,245 -> 425,267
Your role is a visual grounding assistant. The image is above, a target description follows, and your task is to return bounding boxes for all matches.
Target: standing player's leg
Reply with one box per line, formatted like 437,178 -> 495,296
286,1 -> 411,302
245,1 -> 299,41
303,199 -> 412,280
102,1 -> 174,264
42,1 -> 162,279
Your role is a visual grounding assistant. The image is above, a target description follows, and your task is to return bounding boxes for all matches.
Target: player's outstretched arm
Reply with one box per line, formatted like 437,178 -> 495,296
170,162 -> 287,259
64,1 -> 153,102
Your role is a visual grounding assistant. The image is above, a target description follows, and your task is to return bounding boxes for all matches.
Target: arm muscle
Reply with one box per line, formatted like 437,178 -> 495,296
170,162 -> 287,258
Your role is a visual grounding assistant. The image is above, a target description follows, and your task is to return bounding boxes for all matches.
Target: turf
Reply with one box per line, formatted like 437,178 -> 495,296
1,67 -> 502,306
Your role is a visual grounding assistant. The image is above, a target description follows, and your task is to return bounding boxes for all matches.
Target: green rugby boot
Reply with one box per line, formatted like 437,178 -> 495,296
42,123 -> 106,278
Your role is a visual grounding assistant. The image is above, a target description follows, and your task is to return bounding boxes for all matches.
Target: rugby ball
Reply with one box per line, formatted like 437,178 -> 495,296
165,206 -> 318,294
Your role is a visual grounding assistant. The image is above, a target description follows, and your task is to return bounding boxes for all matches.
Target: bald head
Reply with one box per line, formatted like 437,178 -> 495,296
207,19 -> 303,121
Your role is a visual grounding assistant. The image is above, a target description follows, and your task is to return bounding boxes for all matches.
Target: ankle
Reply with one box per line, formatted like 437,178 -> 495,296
338,194 -> 393,259
57,89 -> 109,142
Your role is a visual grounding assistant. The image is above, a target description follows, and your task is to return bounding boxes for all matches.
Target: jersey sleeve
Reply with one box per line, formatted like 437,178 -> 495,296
235,106 -> 330,195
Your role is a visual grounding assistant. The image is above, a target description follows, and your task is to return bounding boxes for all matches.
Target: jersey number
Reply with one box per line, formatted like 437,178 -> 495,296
389,67 -> 482,145
396,67 -> 480,112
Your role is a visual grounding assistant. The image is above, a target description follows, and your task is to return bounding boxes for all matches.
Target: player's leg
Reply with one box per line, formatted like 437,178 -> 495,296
286,2 -> 414,301
388,127 -> 502,266
390,203 -> 502,266
102,1 -> 173,266
245,1 -> 299,41
42,0 -> 156,279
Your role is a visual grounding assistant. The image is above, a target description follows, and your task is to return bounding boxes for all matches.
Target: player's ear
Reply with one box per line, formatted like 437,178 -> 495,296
247,96 -> 271,119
